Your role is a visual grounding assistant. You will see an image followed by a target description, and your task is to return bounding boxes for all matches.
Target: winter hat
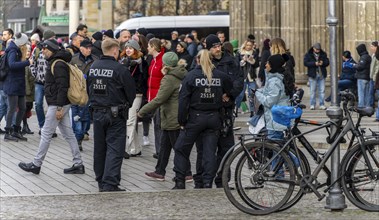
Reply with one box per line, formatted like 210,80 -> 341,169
14,33 -> 29,46
115,31 -> 120,39
103,29 -> 114,38
186,34 -> 194,41
43,30 -> 55,40
205,34 -> 221,50
267,54 -> 285,73
178,41 -> 187,50
42,39 -> 60,53
248,34 -> 255,40
146,33 -> 155,41
92,31 -> 103,41
230,39 -> 239,51
313,42 -> 321,50
80,39 -> 92,48
162,52 -> 178,67
30,33 -> 41,42
124,40 -> 141,51
137,27 -> 148,36
171,31 -> 179,36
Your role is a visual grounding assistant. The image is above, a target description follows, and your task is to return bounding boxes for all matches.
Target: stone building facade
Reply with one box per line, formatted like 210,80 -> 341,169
229,0 -> 379,80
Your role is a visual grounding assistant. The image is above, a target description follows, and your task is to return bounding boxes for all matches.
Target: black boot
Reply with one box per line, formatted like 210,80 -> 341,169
4,127 -> 18,142
172,179 -> 185,190
12,125 -> 27,141
22,123 -> 34,135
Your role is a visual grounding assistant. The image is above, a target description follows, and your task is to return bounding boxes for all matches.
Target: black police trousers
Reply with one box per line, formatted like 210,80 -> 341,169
93,109 -> 126,189
173,111 -> 220,186
195,107 -> 235,187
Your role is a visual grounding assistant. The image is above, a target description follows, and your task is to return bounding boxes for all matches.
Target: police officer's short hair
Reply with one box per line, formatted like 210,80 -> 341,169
102,38 -> 120,53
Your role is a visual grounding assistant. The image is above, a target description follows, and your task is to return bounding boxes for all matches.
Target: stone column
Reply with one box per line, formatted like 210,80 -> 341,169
69,0 -> 80,36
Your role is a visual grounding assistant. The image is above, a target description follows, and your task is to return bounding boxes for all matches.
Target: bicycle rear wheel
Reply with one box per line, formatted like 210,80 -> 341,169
340,139 -> 379,212
222,142 -> 296,215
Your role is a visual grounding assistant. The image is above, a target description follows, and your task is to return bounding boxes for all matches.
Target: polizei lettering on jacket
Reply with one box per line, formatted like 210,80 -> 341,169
195,78 -> 221,87
89,68 -> 114,77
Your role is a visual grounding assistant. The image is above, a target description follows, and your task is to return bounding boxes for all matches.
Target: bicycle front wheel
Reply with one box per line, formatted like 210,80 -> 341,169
340,139 -> 379,212
222,142 -> 296,215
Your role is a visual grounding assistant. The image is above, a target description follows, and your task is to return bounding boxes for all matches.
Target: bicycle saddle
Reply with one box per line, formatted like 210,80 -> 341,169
356,107 -> 375,117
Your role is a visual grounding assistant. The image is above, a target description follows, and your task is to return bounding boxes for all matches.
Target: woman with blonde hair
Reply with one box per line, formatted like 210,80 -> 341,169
3,33 -> 33,141
172,49 -> 232,189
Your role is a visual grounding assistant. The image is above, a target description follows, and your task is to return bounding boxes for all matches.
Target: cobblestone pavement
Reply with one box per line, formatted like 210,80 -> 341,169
1,107 -> 378,219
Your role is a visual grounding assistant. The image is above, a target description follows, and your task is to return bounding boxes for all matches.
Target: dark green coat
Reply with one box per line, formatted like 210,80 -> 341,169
138,65 -> 187,130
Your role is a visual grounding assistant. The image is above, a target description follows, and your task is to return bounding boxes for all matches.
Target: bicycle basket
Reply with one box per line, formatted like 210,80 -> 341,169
271,105 -> 302,127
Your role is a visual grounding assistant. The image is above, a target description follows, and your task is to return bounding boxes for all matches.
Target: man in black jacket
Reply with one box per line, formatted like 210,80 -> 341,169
346,44 -> 372,107
19,39 -> 85,175
88,38 -> 136,192
304,43 -> 330,110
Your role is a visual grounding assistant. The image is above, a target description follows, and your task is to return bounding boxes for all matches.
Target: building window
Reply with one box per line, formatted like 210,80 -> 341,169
24,0 -> 30,8
64,0 -> 69,10
52,0 -> 57,10
38,0 -> 44,6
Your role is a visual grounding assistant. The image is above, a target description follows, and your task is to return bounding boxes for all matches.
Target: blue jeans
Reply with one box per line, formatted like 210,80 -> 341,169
309,75 -> 325,107
0,89 -> 8,123
34,83 -> 45,128
368,80 -> 375,107
357,79 -> 370,107
235,80 -> 256,112
71,105 -> 90,141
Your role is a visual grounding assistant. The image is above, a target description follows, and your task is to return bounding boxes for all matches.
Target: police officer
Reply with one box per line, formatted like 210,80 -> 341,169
173,49 -> 232,189
194,34 -> 243,188
87,38 -> 136,192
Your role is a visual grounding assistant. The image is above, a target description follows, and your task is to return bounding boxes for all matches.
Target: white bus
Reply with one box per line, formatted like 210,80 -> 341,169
115,15 -> 229,40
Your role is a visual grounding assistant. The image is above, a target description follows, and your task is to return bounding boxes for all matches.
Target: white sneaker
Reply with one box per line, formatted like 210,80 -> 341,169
143,136 -> 150,146
319,105 -> 327,110
310,105 -> 315,110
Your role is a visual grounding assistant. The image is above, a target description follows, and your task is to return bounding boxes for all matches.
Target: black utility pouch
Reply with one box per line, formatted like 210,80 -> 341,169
110,106 -> 119,118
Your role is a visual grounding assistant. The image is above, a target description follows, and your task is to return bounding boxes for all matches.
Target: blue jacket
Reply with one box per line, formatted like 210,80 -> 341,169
304,48 -> 330,79
340,58 -> 356,81
255,72 -> 289,131
3,41 -> 30,96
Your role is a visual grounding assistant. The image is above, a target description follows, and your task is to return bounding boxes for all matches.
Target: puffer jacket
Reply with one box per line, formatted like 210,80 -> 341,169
354,44 -> 371,80
139,64 -> 187,130
255,72 -> 289,131
44,50 -> 72,106
3,41 -> 30,96
147,48 -> 165,102
304,48 -> 330,79
340,58 -> 356,81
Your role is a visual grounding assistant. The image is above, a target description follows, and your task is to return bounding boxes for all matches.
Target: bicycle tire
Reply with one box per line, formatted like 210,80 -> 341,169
222,142 -> 296,215
278,147 -> 310,211
340,139 -> 379,212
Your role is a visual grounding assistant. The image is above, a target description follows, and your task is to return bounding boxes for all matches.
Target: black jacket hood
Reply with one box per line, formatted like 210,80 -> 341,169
47,49 -> 72,62
356,44 -> 368,56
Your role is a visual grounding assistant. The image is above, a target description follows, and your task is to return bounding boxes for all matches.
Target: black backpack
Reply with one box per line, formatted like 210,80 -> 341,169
0,53 -> 8,81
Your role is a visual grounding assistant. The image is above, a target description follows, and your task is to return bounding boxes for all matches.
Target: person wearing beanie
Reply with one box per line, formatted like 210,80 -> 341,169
19,36 -> 86,176
325,50 -> 357,103
304,42 -> 330,110
70,38 -> 99,150
30,33 -> 40,52
185,34 -> 197,57
176,41 -> 192,71
138,50 -> 189,183
3,32 -> 33,142
43,30 -> 56,41
91,31 -> 103,58
255,54 -> 289,141
195,34 -> 243,189
146,33 -> 155,41
119,39 -> 147,159
103,29 -> 114,40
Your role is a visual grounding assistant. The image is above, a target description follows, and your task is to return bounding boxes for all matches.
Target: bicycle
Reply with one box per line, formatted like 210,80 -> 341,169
220,90 -> 379,215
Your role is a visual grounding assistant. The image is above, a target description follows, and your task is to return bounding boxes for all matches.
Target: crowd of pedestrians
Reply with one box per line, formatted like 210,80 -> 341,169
1,23 -> 378,191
